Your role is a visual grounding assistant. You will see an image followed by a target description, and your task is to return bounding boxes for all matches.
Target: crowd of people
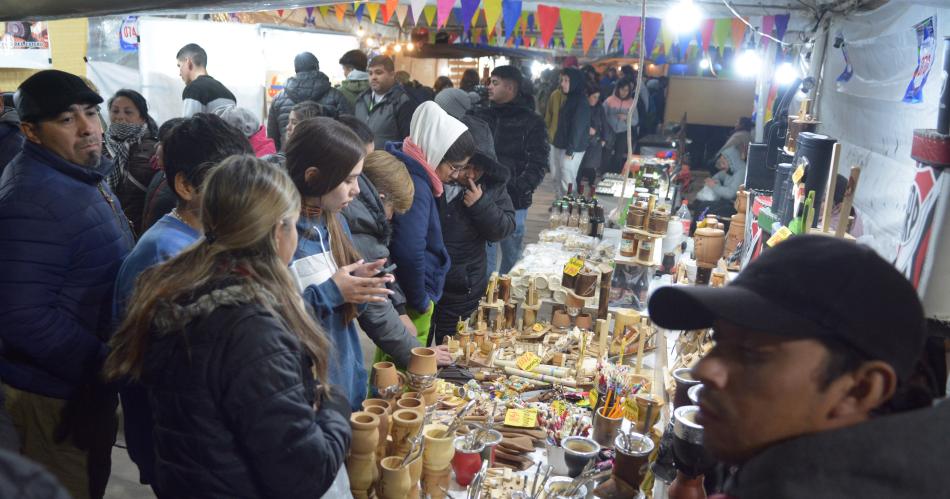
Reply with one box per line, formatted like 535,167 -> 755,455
0,41 -> 944,499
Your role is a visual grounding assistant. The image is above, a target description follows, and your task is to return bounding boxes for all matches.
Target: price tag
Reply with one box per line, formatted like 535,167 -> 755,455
792,165 -> 805,184
587,389 -> 598,408
624,397 -> 638,421
531,322 -> 545,333
766,226 -> 793,247
504,408 -> 538,428
551,400 -> 567,415
563,256 -> 585,277
516,352 -> 542,372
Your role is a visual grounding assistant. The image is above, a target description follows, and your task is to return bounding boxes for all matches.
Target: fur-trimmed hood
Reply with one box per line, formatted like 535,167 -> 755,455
151,279 -> 278,334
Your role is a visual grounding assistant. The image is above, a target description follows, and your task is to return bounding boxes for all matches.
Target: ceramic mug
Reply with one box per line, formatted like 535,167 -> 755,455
561,436 -> 600,478
451,437 -> 484,486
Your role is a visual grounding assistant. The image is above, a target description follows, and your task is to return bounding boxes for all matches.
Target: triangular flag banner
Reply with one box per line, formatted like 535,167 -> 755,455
396,4 -> 410,25
523,35 -> 530,46
354,3 -> 365,23
483,0 -> 502,38
618,16 -> 640,56
318,5 -> 330,19
366,3 -> 380,23
461,0 -> 480,35
528,13 -> 535,32
520,11 -> 530,37
277,9 -> 284,17
677,31 -> 693,60
472,8 -> 481,27
774,14 -> 790,41
602,14 -> 619,54
761,15 -> 775,48
307,6 -> 316,17
383,0 -> 397,23
700,19 -> 714,52
410,0 -> 426,23
660,22 -> 674,57
424,5 -> 437,26
580,11 -> 602,55
560,8 -> 581,50
531,36 -> 537,47
643,17 -> 661,59
335,4 -> 347,23
536,4 -> 559,48
713,18 -> 730,55
731,18 -> 746,50
502,0 -> 522,40
436,0 -> 453,27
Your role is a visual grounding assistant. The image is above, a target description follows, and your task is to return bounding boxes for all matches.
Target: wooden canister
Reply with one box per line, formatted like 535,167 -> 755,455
635,234 -> 653,262
574,270 -> 599,298
504,303 -> 517,328
626,205 -> 647,229
497,276 -> 512,303
648,210 -> 669,235
561,270 -> 577,289
694,226 -> 725,269
620,229 -> 638,257
724,212 -> 745,258
597,264 -> 613,320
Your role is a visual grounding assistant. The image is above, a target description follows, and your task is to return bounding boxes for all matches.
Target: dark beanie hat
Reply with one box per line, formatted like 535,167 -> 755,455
15,69 -> 102,123
294,52 -> 320,73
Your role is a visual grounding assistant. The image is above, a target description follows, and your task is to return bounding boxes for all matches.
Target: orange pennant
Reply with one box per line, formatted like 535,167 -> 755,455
383,0 -> 398,23
580,11 -> 602,55
335,3 -> 348,23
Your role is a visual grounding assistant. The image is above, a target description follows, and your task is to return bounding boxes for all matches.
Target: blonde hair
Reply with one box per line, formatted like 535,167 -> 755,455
362,151 -> 415,214
104,155 -> 331,390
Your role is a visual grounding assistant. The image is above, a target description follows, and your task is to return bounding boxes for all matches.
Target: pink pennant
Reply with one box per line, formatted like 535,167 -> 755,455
617,16 -> 641,56
437,0 -> 454,28
761,15 -> 775,49
700,19 -> 714,52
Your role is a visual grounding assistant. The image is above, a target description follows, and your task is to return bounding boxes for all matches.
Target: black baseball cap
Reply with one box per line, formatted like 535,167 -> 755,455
15,70 -> 103,123
649,236 -> 926,379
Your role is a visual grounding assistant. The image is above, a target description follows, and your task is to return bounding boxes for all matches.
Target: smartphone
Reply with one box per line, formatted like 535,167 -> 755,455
374,262 -> 397,278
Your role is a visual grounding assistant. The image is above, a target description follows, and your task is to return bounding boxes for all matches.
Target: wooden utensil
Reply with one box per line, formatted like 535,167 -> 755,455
500,435 -> 535,453
836,166 -> 861,238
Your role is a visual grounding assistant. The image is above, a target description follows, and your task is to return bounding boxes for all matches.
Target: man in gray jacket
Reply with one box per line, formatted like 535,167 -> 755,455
354,56 -> 418,150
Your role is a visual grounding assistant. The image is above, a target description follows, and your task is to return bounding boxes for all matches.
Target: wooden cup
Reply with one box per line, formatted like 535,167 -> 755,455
350,411 -> 381,455
408,347 -> 438,376
379,456 -> 412,499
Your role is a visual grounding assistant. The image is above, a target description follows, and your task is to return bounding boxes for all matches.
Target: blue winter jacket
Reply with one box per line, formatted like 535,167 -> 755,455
294,214 -> 368,411
0,141 -> 134,399
385,143 -> 451,312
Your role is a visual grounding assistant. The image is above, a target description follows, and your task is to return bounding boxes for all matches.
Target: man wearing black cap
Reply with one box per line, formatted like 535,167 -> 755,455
267,51 -> 352,150
474,65 -> 549,276
649,236 -> 948,498
429,113 -> 515,346
0,70 -> 135,499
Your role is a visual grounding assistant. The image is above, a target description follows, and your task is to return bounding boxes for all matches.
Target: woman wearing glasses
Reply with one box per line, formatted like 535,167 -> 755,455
386,101 -> 474,347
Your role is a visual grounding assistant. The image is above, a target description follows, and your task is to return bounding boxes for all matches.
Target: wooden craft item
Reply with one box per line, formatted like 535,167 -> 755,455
504,303 -> 517,328
497,276 -> 512,303
526,279 -> 539,306
597,263 -> 613,320
613,309 -> 639,338
565,291 -> 586,311
574,270 -> 599,298
620,228 -> 638,257
575,313 -> 593,330
694,226 -> 725,268
835,166 -> 861,238
635,319 -> 649,374
561,270 -> 578,289
522,306 -> 538,329
503,366 -> 577,387
408,347 -> 438,376
596,318 -> 609,359
820,143 -> 842,233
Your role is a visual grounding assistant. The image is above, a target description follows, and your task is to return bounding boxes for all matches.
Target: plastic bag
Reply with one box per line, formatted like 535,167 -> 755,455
696,185 -> 717,202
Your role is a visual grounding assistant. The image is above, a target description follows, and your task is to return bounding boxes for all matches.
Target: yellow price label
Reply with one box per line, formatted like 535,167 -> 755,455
563,256 -> 585,277
587,389 -> 598,408
766,226 -> 793,247
516,352 -> 542,372
531,322 -> 545,333
623,397 -> 638,421
551,400 -> 567,415
792,165 -> 805,184
504,408 -> 538,428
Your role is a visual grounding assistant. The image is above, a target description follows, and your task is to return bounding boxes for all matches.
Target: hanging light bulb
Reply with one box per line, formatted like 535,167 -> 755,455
356,25 -> 366,38
666,0 -> 702,35
394,43 -> 402,53
735,49 -> 761,78
699,58 -> 711,70
366,36 -> 378,48
406,41 -> 415,51
775,62 -> 798,85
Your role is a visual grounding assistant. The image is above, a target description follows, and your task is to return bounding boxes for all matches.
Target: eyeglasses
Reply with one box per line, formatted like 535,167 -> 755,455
447,161 -> 470,173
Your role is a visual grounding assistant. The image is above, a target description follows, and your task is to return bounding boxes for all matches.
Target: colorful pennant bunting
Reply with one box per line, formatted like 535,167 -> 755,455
602,14 -> 619,54
461,0 -> 481,34
731,18 -> 746,50
318,5 -> 330,20
700,19 -> 714,52
354,3 -> 365,23
536,4 -> 559,48
503,0 -> 523,40
436,0 -> 453,27
660,22 -> 674,57
410,0 -> 426,24
761,15 -> 775,48
560,8 -> 581,50
713,18 -> 730,55
774,13 -> 790,41
643,17 -> 661,59
424,5 -> 437,26
396,4 -> 409,26
366,3 -> 380,23
484,0 -> 502,37
383,0 -> 397,24
335,4 -> 347,23
618,16 -> 640,56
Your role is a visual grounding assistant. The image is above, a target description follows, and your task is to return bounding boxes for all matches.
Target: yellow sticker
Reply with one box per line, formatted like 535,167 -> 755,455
504,408 -> 539,428
623,397 -> 638,421
792,165 -> 805,184
551,400 -> 567,415
766,226 -> 793,247
516,352 -> 542,372
587,389 -> 598,408
563,256 -> 585,277
531,322 -> 545,333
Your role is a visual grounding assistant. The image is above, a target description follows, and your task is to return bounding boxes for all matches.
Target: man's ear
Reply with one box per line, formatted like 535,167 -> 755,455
174,172 -> 197,203
827,360 -> 898,424
304,166 -> 320,187
20,121 -> 41,144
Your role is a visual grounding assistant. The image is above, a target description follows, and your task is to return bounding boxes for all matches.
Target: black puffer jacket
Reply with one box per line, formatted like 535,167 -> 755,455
140,279 -> 351,499
267,71 -> 353,150
473,92 -> 549,210
432,116 -> 515,344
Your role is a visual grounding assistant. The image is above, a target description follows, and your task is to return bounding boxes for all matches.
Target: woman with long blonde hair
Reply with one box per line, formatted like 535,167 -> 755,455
104,155 -> 351,499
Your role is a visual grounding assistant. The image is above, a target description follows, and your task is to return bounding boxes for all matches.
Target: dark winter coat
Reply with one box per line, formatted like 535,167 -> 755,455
267,70 -> 353,150
433,130 -> 515,341
0,111 -> 23,176
580,102 -> 610,173
473,92 -> 550,210
341,175 -> 421,368
386,143 -> 451,312
140,279 -> 351,499
553,68 -> 591,155
141,171 -> 176,233
355,84 -> 419,150
0,141 -> 134,399
110,136 -> 159,237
